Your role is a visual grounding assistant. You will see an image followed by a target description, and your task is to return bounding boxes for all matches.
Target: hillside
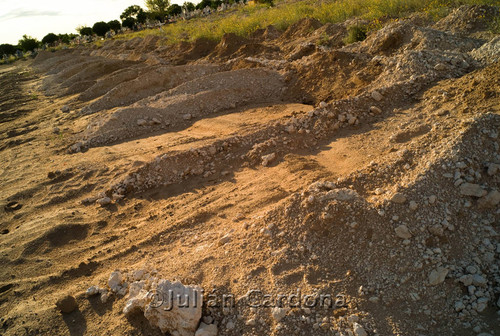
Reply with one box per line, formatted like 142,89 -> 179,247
0,2 -> 499,336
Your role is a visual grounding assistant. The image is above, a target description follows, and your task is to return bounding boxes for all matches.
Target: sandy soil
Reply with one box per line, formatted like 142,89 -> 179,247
1,5 -> 499,336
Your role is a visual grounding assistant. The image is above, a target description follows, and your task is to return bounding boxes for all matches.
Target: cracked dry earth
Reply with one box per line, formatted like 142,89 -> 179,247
1,5 -> 500,336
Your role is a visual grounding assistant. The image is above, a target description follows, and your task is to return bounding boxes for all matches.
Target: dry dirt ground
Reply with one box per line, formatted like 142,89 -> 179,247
1,5 -> 500,336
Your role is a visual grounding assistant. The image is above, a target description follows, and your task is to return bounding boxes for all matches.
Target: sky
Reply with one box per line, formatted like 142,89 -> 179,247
0,0 -> 185,45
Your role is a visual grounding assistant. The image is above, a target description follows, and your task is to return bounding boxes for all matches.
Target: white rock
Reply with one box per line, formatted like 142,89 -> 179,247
133,269 -> 147,281
141,280 -> 202,336
395,225 -> 411,239
271,307 -> 288,322
319,101 -> 328,108
459,183 -> 487,197
353,322 -> 368,336
321,188 -> 358,202
195,322 -> 217,336
97,197 -> 112,206
261,153 -> 276,166
371,90 -> 383,101
108,271 -> 123,291
391,192 -> 407,204
428,267 -> 448,286
86,286 -> 100,297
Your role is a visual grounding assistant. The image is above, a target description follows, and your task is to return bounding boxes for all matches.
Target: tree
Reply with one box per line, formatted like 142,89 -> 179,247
195,0 -> 211,10
167,4 -> 182,16
78,26 -> 93,36
58,33 -> 78,44
145,0 -> 170,20
92,21 -> 110,37
122,17 -> 136,29
18,35 -> 40,52
182,2 -> 195,12
108,20 -> 122,32
0,44 -> 17,56
121,5 -> 147,24
42,33 -> 58,45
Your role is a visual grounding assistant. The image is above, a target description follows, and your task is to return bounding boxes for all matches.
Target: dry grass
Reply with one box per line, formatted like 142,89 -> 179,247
111,0 -> 499,45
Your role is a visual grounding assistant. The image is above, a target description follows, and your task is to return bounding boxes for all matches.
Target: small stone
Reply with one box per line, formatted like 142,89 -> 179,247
477,190 -> 500,208
53,127 -> 60,134
183,113 -> 192,120
428,195 -> 437,204
56,295 -> 77,313
319,101 -> 328,108
262,153 -> 276,166
86,286 -> 100,297
195,322 -> 217,336
108,271 -> 123,291
434,63 -> 447,71
61,105 -> 70,113
395,225 -> 411,239
459,183 -> 487,197
271,307 -> 288,322
370,106 -> 382,114
226,320 -> 235,330
428,267 -> 448,286
487,163 -> 499,176
472,274 -> 487,287
152,118 -> 161,125
246,318 -> 256,326
409,201 -> 418,211
97,197 -> 112,206
137,119 -> 147,126
353,322 -> 368,336
391,192 -> 407,204
371,90 -> 383,101
218,234 -> 231,246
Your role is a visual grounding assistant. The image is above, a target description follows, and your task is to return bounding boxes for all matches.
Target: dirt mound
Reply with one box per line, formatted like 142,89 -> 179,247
250,24 -> 282,41
434,5 -> 500,35
80,63 -> 220,114
208,33 -> 250,59
80,68 -> 285,148
280,17 -> 323,41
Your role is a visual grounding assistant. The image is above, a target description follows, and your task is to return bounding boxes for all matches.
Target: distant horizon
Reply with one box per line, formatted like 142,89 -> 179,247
0,0 -> 186,45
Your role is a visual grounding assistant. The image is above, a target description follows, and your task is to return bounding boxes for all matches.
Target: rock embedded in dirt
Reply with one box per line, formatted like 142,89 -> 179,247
195,322 -> 218,336
97,197 -> 112,206
261,152 -> 276,166
459,183 -> 487,197
137,119 -> 147,126
60,105 -> 70,113
56,295 -> 78,313
395,225 -> 412,239
477,190 -> 500,208
390,192 -> 407,204
353,322 -> 368,336
371,90 -> 384,102
370,106 -> 382,114
428,267 -> 449,286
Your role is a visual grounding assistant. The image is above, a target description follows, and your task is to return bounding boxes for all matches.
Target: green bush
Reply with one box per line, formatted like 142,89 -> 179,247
108,20 -> 122,32
78,26 -> 93,36
343,25 -> 367,44
42,33 -> 58,45
18,35 -> 40,52
93,21 -> 110,37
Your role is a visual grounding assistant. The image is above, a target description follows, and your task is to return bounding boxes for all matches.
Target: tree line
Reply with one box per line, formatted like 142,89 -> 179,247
1,0 -> 268,58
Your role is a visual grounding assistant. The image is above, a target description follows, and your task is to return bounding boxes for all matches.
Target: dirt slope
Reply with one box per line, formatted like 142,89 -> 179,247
1,5 -> 499,336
